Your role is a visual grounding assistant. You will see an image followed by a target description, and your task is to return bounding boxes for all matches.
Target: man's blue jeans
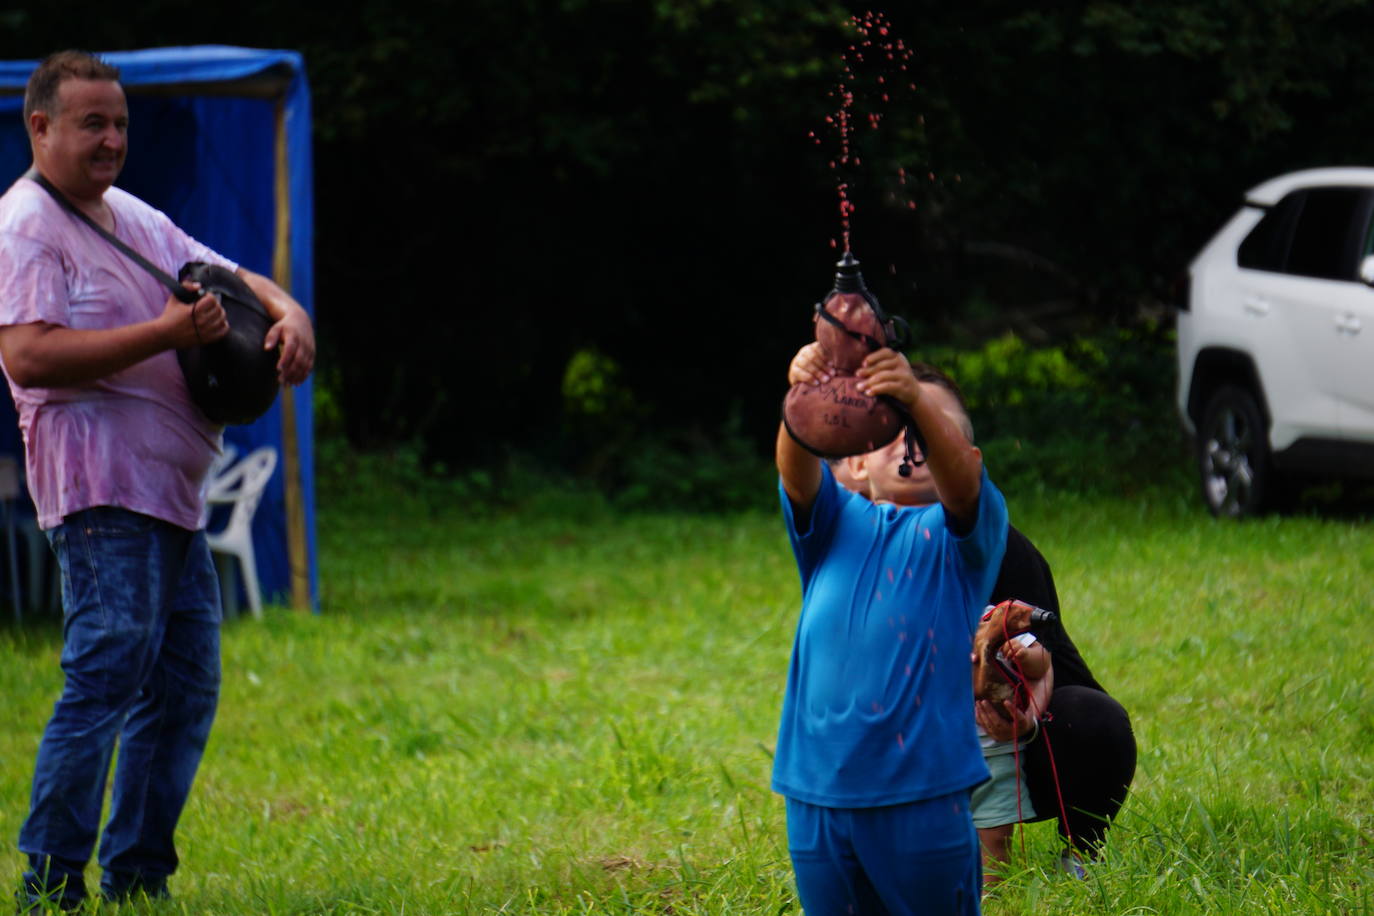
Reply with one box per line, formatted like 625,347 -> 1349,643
18,507 -> 221,904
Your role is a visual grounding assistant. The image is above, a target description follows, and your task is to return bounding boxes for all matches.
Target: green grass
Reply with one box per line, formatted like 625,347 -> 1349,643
2,478 -> 1372,914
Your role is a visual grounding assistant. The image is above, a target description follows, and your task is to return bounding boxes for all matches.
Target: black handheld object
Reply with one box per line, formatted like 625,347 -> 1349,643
825,255 -> 928,475
170,283 -> 199,305
819,251 -> 910,349
176,263 -> 280,426
781,252 -> 909,459
26,171 -> 281,426
981,601 -> 1058,626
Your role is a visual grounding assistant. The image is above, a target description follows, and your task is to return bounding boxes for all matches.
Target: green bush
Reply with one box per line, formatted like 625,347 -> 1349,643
315,436 -> 504,520
318,420 -> 776,518
922,322 -> 1193,498
608,418 -> 777,514
318,323 -> 1193,513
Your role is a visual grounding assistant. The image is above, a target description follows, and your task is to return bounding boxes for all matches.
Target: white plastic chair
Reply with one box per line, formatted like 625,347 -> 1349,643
0,454 -> 57,621
207,443 -> 238,481
206,446 -> 278,619
1,454 -> 22,622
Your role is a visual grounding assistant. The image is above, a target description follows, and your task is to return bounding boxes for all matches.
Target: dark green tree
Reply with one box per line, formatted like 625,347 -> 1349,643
5,0 -> 1374,473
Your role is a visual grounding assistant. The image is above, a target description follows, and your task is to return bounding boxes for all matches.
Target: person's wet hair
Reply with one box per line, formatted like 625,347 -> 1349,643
910,360 -> 974,442
24,50 -> 120,128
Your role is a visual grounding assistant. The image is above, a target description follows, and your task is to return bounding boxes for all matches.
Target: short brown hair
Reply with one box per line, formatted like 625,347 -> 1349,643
24,50 -> 121,128
910,360 -> 975,442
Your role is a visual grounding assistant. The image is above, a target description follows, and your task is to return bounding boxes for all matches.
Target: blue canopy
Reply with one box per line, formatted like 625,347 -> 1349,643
0,46 -> 317,611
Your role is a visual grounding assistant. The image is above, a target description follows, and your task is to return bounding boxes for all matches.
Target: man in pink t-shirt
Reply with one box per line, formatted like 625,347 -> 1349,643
0,51 -> 314,911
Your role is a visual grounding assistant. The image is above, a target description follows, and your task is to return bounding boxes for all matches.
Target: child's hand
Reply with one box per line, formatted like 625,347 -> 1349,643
788,343 -> 834,387
1002,639 -> 1031,664
975,699 -> 1035,742
855,348 -> 920,413
999,638 -> 1051,682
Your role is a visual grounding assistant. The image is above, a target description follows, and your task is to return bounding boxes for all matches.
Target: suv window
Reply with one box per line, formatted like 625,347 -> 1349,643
1287,188 -> 1365,279
1237,194 -> 1301,271
1237,186 -> 1372,280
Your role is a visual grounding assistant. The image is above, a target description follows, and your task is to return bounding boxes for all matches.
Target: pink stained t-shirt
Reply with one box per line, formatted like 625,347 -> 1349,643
0,178 -> 238,531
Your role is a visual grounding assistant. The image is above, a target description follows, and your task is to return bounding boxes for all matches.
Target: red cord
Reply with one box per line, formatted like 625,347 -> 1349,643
988,600 -> 1076,857
1038,715 -> 1076,853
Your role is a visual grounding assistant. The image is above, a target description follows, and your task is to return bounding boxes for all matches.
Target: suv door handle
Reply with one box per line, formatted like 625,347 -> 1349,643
1335,312 -> 1362,335
1242,297 -> 1270,317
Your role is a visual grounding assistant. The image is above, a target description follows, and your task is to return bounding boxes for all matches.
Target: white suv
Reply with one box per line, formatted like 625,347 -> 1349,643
1177,167 -> 1374,517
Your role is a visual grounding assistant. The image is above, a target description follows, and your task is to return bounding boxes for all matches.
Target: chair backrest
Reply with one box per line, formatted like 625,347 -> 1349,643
206,446 -> 278,538
0,454 -> 19,501
207,443 -> 239,482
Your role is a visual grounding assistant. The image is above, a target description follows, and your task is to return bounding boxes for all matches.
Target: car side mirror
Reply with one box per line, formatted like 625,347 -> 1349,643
1360,254 -> 1374,286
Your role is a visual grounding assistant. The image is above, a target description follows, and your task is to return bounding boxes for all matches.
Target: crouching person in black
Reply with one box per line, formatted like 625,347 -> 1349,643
981,526 -> 1137,873
905,363 -> 1137,873
838,362 -> 1138,876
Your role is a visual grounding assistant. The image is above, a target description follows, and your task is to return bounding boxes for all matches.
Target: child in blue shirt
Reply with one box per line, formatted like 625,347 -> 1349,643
775,343 -> 1008,915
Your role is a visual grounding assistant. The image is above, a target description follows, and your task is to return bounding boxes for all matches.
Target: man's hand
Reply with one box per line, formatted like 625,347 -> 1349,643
158,284 -> 227,350
0,282 -> 232,389
237,268 -> 315,386
263,306 -> 315,386
975,698 -> 1035,742
855,348 -> 920,413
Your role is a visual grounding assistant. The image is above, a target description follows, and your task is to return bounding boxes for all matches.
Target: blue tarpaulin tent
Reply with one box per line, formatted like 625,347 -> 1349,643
0,46 -> 317,611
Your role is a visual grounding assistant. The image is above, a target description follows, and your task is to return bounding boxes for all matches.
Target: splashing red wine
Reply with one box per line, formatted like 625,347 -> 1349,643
809,10 -> 918,253
781,12 -> 931,465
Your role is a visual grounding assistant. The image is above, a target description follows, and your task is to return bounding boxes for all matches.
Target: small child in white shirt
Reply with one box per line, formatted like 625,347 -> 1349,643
971,629 -> 1051,884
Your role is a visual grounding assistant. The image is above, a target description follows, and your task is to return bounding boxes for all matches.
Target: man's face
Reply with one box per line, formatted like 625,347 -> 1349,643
32,78 -> 128,200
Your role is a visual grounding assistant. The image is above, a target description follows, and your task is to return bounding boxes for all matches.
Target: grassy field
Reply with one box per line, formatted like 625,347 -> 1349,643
2,477 -> 1371,914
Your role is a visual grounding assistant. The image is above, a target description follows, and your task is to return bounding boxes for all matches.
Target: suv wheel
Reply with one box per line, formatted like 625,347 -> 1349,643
1198,385 -> 1272,517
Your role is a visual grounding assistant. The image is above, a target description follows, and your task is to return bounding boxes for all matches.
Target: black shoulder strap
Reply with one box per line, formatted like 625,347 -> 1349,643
25,169 -> 197,304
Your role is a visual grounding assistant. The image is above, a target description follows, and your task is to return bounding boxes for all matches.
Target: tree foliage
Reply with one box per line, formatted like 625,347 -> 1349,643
4,1 -> 1374,469
875,0 -> 1374,328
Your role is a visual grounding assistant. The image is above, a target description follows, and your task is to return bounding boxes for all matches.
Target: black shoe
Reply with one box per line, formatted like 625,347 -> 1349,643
17,858 -> 87,914
14,885 -> 84,914
99,872 -> 170,905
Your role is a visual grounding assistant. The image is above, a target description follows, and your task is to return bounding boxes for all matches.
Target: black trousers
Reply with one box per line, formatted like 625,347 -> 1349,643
1022,686 -> 1137,853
